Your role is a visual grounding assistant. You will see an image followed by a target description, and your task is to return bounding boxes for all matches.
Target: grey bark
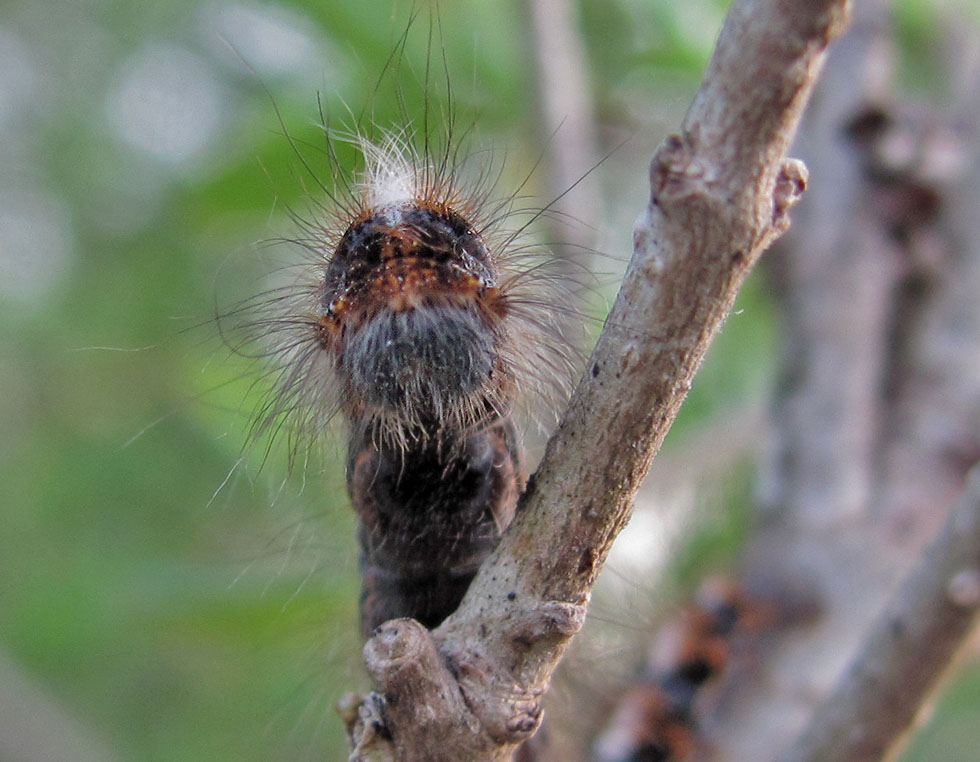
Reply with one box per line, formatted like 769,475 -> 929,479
777,466 -> 980,762
691,3 -> 980,760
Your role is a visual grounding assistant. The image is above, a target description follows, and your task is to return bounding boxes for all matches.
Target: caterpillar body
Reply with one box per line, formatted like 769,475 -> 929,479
329,160 -> 547,634
237,115 -> 579,636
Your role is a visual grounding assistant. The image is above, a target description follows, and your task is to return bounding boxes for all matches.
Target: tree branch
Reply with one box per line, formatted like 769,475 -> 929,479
776,465 -> 980,762
344,1 -> 851,759
694,8 -> 980,758
524,0 -> 601,255
758,0 -> 897,527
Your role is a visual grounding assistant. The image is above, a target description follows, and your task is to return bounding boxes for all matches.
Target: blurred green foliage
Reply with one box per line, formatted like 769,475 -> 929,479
0,0 -> 975,760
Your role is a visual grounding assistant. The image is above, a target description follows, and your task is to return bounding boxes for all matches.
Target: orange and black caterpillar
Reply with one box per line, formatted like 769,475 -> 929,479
232,111 -> 579,636
326,188 -> 541,635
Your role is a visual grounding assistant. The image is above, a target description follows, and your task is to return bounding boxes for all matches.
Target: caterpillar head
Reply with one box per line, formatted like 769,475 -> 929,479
237,130 -> 580,456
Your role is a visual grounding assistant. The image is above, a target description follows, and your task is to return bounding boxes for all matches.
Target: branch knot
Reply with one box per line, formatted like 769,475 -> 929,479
773,158 -> 809,232
649,133 -> 716,205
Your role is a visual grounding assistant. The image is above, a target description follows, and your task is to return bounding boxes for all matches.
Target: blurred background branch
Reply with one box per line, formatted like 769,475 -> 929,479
0,648 -> 120,762
778,465 -> 980,762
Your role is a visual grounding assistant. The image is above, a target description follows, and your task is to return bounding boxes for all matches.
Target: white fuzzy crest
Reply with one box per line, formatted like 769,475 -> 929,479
359,134 -> 420,209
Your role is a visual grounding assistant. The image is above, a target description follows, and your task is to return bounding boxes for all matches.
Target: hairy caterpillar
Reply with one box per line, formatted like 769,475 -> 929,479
223,27 -> 582,639
222,12 -> 802,762
332,132 -> 579,635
